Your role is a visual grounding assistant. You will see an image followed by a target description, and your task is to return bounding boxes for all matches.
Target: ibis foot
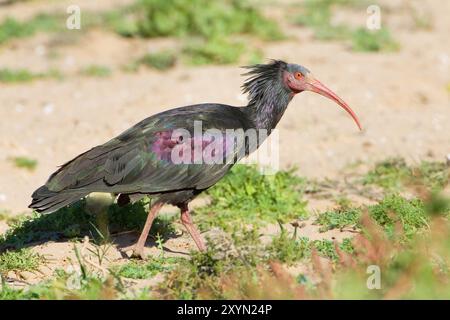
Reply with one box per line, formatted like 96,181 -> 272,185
130,247 -> 146,260
124,202 -> 164,260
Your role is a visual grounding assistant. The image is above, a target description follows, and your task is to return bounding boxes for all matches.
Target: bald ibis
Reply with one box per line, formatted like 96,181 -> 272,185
29,60 -> 361,258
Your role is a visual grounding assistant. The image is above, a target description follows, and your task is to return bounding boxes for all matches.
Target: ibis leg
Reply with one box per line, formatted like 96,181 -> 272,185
132,202 -> 163,259
180,204 -> 206,252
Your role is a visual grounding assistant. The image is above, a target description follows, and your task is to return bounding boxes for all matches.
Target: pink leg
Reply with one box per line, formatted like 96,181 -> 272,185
132,202 -> 164,259
180,204 -> 206,252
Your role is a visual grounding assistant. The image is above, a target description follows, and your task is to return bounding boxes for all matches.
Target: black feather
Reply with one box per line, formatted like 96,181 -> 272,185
241,59 -> 287,106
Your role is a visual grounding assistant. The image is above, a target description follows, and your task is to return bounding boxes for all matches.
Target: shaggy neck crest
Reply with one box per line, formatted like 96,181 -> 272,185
241,60 -> 293,131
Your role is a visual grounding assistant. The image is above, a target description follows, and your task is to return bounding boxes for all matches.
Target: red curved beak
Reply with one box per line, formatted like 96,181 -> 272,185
306,78 -> 362,131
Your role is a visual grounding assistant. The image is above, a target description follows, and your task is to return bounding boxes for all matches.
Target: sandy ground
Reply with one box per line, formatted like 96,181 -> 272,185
2,214 -> 356,289
0,0 -> 449,290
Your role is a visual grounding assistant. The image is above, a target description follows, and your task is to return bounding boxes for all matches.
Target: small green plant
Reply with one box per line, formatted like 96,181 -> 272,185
268,231 -> 310,264
294,0 -> 398,52
183,39 -> 244,65
363,158 -> 410,190
0,69 -> 40,83
295,0 -> 353,41
363,158 -> 449,191
115,257 -> 180,279
80,65 -> 112,77
133,0 -> 282,41
0,14 -> 61,45
111,0 -> 282,65
0,248 -> 44,274
351,28 -> 399,52
416,161 -> 449,191
11,156 -> 38,170
102,9 -> 139,37
368,194 -> 430,240
315,207 -> 361,232
0,68 -> 64,83
195,165 -> 308,230
138,51 -> 176,70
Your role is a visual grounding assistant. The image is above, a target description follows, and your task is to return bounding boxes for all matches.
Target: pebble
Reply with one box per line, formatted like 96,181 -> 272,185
15,104 -> 24,113
43,103 -> 54,115
34,45 -> 46,56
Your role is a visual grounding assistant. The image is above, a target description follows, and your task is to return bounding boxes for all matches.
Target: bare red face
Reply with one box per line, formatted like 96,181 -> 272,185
284,70 -> 362,131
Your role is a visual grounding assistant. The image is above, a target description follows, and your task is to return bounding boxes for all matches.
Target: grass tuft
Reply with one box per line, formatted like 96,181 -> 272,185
0,69 -> 40,83
183,38 -> 244,65
11,156 -> 38,170
268,231 -> 310,264
363,158 -> 449,191
195,165 -> 308,231
351,28 -> 399,52
138,51 -> 176,70
113,0 -> 283,65
133,0 -> 282,41
0,248 -> 44,274
80,65 -> 112,77
315,207 -> 361,232
368,194 -> 429,240
0,14 -> 61,45
294,0 -> 399,52
115,257 -> 181,279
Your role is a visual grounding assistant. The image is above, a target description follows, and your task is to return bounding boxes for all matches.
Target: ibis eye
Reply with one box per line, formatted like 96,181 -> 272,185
294,72 -> 303,80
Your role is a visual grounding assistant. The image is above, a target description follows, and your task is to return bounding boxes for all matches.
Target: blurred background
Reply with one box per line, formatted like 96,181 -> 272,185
0,0 -> 449,214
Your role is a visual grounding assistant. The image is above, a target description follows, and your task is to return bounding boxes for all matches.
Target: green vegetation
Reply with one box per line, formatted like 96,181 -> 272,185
183,39 -> 244,65
132,0 -> 282,41
0,68 -> 63,84
195,165 -> 308,231
315,207 -> 360,232
294,0 -> 399,52
111,0 -> 283,65
138,51 -> 176,70
368,195 -> 430,240
315,194 -> 436,240
268,231 -> 310,264
80,65 -> 112,77
417,161 -> 449,190
0,248 -> 44,274
268,228 -> 354,264
0,14 -> 61,45
351,28 -> 399,52
115,257 -> 180,279
11,156 -> 38,170
363,158 -> 410,190
0,69 -> 40,83
363,158 -> 449,191
295,0 -> 356,41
